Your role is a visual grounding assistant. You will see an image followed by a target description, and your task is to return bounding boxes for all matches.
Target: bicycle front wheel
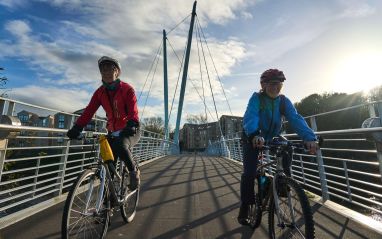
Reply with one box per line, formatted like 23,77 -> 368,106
120,168 -> 140,222
62,168 -> 110,239
268,177 -> 315,239
248,193 -> 262,229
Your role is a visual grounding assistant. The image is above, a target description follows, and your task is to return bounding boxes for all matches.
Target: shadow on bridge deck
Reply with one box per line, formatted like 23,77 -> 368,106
1,154 -> 381,239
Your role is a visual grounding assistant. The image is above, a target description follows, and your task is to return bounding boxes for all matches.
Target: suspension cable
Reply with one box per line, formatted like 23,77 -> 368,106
140,45 -> 163,120
167,14 -> 191,35
167,36 -> 215,121
196,20 -> 224,137
195,17 -> 208,122
167,38 -> 187,123
196,16 -> 233,116
137,42 -> 162,103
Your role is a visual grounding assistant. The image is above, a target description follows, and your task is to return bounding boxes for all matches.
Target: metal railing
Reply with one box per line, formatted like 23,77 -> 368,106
0,97 -> 174,228
207,100 -> 382,225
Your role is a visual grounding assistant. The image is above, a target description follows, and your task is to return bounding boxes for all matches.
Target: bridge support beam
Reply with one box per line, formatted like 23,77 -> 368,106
172,1 -> 197,154
163,29 -> 169,142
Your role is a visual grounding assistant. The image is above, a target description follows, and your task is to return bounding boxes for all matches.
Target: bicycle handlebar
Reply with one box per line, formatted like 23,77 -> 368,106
261,135 -> 323,153
69,131 -> 105,140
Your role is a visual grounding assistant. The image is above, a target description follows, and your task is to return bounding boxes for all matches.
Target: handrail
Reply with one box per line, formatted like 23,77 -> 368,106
0,97 -> 174,228
206,99 -> 382,229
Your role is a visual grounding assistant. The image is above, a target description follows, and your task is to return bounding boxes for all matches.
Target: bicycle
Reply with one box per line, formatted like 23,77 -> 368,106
61,132 -> 140,239
248,135 -> 316,239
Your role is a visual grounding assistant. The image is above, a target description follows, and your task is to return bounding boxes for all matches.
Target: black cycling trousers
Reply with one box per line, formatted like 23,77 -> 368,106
240,140 -> 259,205
107,129 -> 141,172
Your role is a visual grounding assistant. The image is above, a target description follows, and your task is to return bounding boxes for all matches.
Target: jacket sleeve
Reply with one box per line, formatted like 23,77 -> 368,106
243,92 -> 261,139
75,90 -> 101,128
126,87 -> 139,123
283,96 -> 316,141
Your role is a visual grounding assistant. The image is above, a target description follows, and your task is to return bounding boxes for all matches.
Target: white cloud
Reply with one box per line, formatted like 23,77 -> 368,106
10,85 -> 92,113
0,0 -> 25,8
337,0 -> 376,19
5,20 -> 31,37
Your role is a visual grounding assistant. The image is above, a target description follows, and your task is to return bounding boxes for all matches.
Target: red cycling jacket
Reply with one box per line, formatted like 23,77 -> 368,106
75,81 -> 139,132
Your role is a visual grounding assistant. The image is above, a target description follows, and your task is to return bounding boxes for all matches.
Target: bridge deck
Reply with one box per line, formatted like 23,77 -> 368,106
1,155 -> 381,239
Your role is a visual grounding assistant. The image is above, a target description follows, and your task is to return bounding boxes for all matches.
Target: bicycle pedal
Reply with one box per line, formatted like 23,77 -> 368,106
109,208 -> 114,217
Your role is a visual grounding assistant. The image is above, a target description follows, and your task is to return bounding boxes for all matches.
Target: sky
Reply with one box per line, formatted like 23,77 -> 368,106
1,0 -> 382,128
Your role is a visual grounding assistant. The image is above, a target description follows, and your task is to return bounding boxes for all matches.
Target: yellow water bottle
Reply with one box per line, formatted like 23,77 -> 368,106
99,135 -> 114,162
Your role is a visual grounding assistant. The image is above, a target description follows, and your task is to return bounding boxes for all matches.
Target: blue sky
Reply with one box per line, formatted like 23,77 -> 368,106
1,0 -> 382,127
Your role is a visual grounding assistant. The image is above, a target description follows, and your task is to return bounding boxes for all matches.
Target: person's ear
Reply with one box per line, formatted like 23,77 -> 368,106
260,82 -> 265,90
116,69 -> 121,77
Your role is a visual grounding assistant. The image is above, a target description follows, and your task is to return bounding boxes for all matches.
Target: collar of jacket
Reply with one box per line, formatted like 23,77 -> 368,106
260,91 -> 280,101
102,78 -> 121,91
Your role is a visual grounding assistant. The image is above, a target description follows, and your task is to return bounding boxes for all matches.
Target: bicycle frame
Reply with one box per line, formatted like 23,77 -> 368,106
80,136 -> 123,213
86,135 -> 139,213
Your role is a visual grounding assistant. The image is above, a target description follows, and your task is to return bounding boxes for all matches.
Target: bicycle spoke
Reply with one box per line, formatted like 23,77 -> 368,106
63,168 -> 109,239
269,178 -> 314,238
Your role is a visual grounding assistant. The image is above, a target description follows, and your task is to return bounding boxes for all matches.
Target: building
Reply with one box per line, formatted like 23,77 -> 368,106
54,109 -> 106,143
180,115 -> 243,151
180,122 -> 219,151
17,110 -> 39,126
16,111 -> 54,146
219,115 -> 243,138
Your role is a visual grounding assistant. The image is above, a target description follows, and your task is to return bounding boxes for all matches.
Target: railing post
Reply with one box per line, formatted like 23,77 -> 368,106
57,139 -> 71,196
0,99 -> 6,115
299,155 -> 306,184
0,139 -> 9,183
368,103 -> 376,117
375,102 -> 382,183
32,157 -> 41,197
343,161 -> 352,202
7,101 -> 15,116
310,116 -> 329,201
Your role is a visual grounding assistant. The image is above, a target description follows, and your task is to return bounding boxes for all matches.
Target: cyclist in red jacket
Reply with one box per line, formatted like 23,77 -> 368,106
67,56 -> 140,189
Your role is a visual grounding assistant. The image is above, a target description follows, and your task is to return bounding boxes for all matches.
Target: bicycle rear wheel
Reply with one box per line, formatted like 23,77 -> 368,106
120,167 -> 140,222
62,168 -> 110,239
268,177 -> 315,239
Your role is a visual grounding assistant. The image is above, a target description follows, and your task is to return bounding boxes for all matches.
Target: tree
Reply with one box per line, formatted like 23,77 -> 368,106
292,92 -> 369,132
0,67 -> 9,97
368,85 -> 382,101
141,117 -> 164,134
186,113 -> 208,124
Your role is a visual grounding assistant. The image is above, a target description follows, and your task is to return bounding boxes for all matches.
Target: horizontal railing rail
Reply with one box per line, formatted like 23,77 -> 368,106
207,100 -> 382,227
0,97 -> 174,228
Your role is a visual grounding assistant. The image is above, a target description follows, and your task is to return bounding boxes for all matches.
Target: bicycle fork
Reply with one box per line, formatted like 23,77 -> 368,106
272,155 -> 296,229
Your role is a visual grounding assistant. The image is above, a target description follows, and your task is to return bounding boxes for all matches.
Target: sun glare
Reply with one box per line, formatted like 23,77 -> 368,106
331,53 -> 382,94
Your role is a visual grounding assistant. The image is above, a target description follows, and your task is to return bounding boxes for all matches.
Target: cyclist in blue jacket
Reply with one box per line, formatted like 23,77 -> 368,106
237,68 -> 318,225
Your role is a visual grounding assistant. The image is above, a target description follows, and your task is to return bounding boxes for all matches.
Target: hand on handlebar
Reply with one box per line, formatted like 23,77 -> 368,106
67,124 -> 83,140
304,141 -> 318,154
252,136 -> 265,149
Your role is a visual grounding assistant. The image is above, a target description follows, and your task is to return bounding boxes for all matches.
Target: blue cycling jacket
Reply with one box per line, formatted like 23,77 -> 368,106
243,92 -> 316,142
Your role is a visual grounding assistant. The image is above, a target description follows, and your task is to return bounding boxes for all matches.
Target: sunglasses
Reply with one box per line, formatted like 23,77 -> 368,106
265,81 -> 283,86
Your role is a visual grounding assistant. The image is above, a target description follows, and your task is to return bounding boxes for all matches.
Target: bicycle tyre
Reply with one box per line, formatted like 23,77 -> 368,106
248,193 -> 262,229
62,168 -> 110,239
120,167 -> 140,222
268,177 -> 315,239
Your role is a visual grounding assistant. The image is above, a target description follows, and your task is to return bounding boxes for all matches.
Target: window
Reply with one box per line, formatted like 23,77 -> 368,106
58,121 -> 65,129
19,115 -> 29,122
58,115 -> 65,128
40,118 -> 46,127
